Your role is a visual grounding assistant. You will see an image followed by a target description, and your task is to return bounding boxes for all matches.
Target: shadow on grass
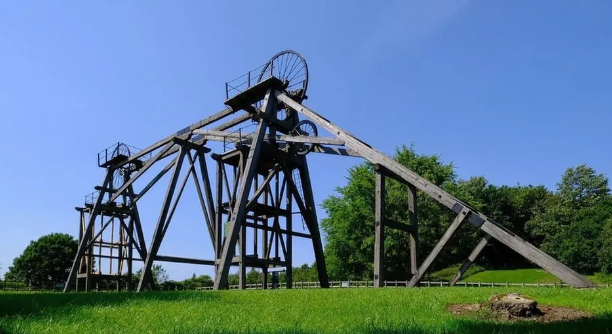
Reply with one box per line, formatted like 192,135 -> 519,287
0,291 -> 220,317
449,314 -> 612,334
166,314 -> 612,334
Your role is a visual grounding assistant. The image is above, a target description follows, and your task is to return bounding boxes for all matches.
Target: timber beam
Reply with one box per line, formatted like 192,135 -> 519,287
278,91 -> 594,288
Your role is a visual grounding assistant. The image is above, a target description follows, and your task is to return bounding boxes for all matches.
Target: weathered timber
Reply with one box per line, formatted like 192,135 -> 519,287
138,146 -> 187,291
214,90 -> 277,289
277,92 -> 594,288
374,171 -> 385,288
408,208 -> 470,287
450,234 -> 492,286
385,219 -> 415,233
408,184 -> 419,275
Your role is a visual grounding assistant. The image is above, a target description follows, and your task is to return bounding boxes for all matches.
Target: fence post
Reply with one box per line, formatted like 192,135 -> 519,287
536,282 -> 539,288
506,282 -> 509,287
477,282 -> 481,287
521,282 -> 524,288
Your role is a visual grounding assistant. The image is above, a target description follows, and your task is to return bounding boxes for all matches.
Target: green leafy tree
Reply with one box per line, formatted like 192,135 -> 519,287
7,233 -> 77,285
321,145 -> 457,280
526,165 -> 612,274
557,165 -> 609,208
132,264 -> 169,286
598,218 -> 612,274
179,274 -> 214,289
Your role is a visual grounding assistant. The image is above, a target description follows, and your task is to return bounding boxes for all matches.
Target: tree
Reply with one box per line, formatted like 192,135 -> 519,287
132,264 -> 169,286
178,274 -> 214,289
598,218 -> 612,274
526,165 -> 612,274
321,145 -> 457,280
557,165 -> 609,208
7,233 -> 77,285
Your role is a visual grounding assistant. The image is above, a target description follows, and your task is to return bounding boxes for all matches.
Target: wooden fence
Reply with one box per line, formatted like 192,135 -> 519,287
3,279 -> 610,292
216,280 -> 612,290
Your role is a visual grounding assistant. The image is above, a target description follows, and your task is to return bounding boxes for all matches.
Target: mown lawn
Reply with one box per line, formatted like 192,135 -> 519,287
463,269 -> 608,284
0,288 -> 611,334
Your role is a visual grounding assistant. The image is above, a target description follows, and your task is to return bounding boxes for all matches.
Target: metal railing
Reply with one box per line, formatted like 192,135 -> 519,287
224,62 -> 270,100
97,142 -> 152,167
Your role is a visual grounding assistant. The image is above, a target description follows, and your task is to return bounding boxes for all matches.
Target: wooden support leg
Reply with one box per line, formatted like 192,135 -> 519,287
374,171 -> 385,288
239,223 -> 246,290
215,159 -> 224,278
138,147 -> 187,291
450,235 -> 491,286
408,184 -> 418,275
214,90 -> 277,290
64,171 -> 113,292
408,208 -> 470,287
188,152 -> 215,246
295,161 -> 330,288
286,173 -> 293,289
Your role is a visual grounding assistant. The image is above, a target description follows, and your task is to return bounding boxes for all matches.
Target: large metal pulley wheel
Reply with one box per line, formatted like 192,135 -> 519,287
257,50 -> 308,120
290,120 -> 317,156
111,143 -> 131,190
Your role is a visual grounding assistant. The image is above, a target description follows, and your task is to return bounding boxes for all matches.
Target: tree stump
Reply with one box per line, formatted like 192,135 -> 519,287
489,293 -> 542,317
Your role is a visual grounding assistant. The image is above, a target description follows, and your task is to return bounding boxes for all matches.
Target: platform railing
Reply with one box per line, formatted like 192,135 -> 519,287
97,142 -> 152,167
224,62 -> 270,100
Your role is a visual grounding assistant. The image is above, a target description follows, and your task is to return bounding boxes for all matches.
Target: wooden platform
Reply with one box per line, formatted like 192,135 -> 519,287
224,77 -> 284,111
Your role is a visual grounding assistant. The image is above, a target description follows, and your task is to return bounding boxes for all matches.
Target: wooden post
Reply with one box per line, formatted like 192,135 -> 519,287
138,146 -> 187,291
407,184 -> 418,275
374,171 -> 385,288
214,90 -> 276,289
286,172 -> 293,289
408,208 -> 470,287
239,223 -> 246,290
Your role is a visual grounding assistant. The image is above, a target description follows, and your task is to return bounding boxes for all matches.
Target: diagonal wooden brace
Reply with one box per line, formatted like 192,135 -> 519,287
450,234 -> 492,286
408,208 -> 470,287
213,89 -> 277,289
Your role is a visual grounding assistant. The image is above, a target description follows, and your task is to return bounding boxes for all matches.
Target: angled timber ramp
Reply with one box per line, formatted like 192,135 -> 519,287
273,92 -> 594,288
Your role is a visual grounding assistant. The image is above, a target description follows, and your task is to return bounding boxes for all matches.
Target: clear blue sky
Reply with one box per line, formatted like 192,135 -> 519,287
1,1 -> 611,280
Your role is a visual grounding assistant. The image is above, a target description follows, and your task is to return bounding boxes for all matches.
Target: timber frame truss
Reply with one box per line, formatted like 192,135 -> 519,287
65,54 -> 594,292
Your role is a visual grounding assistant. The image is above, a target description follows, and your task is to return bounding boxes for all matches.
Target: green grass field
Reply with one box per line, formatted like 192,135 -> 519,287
463,269 -> 610,284
1,288 -> 611,334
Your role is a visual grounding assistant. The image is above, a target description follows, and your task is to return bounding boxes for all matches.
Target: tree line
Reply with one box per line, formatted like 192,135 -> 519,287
321,145 -> 612,281
4,144 -> 611,286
